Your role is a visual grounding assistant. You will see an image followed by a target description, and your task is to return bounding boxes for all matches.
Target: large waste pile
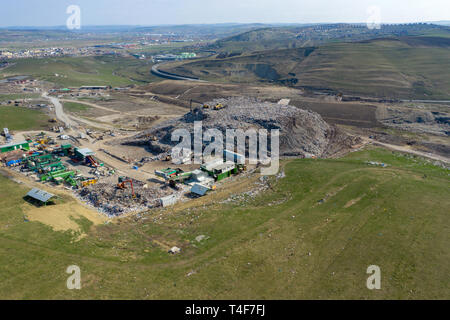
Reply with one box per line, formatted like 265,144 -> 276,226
121,96 -> 359,158
76,178 -> 174,216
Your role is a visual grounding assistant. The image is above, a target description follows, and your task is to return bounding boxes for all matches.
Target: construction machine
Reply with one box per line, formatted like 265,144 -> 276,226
86,155 -> 100,168
81,178 -> 98,188
213,103 -> 224,110
117,176 -> 136,198
189,99 -> 208,113
36,138 -> 49,145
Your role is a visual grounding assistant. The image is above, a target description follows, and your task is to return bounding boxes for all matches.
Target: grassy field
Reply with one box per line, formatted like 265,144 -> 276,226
0,106 -> 50,131
165,36 -> 450,100
0,56 -> 157,87
0,146 -> 448,299
63,101 -> 91,113
0,93 -> 40,101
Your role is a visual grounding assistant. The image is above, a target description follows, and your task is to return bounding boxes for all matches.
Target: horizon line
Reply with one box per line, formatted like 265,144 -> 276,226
1,21 -> 449,29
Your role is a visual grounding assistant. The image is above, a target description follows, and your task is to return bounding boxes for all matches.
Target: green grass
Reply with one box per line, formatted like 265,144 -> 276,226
0,147 -> 448,299
0,106 -> 50,131
63,102 -> 90,113
0,93 -> 40,101
0,56 -> 156,87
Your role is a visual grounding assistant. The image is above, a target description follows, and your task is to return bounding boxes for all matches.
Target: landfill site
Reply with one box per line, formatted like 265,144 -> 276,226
1,84 -> 362,217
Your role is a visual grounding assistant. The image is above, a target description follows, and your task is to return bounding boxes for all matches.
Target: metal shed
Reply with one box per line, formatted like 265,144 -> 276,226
74,148 -> 95,160
191,183 -> 210,196
25,188 -> 55,205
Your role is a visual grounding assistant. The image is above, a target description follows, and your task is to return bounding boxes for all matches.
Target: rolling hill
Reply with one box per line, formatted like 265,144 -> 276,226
163,35 -> 450,99
208,23 -> 450,53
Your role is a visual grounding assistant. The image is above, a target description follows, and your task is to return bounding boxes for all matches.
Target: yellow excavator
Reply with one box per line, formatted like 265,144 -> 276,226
213,103 -> 224,110
81,178 -> 98,188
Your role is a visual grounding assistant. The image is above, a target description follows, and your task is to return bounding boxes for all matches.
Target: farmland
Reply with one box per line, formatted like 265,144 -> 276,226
0,147 -> 448,299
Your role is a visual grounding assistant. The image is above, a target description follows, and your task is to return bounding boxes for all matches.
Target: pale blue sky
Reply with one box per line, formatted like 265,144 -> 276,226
0,0 -> 448,27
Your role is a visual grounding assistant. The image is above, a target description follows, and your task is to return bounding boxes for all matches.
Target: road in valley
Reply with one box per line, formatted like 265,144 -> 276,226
151,63 -> 205,82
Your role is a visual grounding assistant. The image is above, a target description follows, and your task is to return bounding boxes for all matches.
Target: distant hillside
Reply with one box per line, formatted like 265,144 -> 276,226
208,23 -> 450,53
162,35 -> 450,100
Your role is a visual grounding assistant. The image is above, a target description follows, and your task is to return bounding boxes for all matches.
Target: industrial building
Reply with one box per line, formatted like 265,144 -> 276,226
79,86 -> 109,90
74,147 -> 95,160
74,147 -> 101,167
201,159 -> 238,181
0,140 -> 31,153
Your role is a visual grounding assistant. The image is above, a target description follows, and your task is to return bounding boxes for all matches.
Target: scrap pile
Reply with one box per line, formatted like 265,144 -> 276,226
122,97 -> 359,158
77,177 -> 174,216
0,149 -> 25,167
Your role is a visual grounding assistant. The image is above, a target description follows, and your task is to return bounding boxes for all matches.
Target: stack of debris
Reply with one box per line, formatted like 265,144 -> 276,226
76,177 -> 174,216
120,97 -> 360,158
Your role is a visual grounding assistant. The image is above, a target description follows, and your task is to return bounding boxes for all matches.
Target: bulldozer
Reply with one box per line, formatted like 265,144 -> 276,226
202,104 -> 210,109
213,103 -> 224,110
49,118 -> 57,123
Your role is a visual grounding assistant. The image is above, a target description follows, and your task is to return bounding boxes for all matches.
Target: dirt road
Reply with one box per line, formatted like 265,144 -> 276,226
370,139 -> 450,164
42,92 -> 76,128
